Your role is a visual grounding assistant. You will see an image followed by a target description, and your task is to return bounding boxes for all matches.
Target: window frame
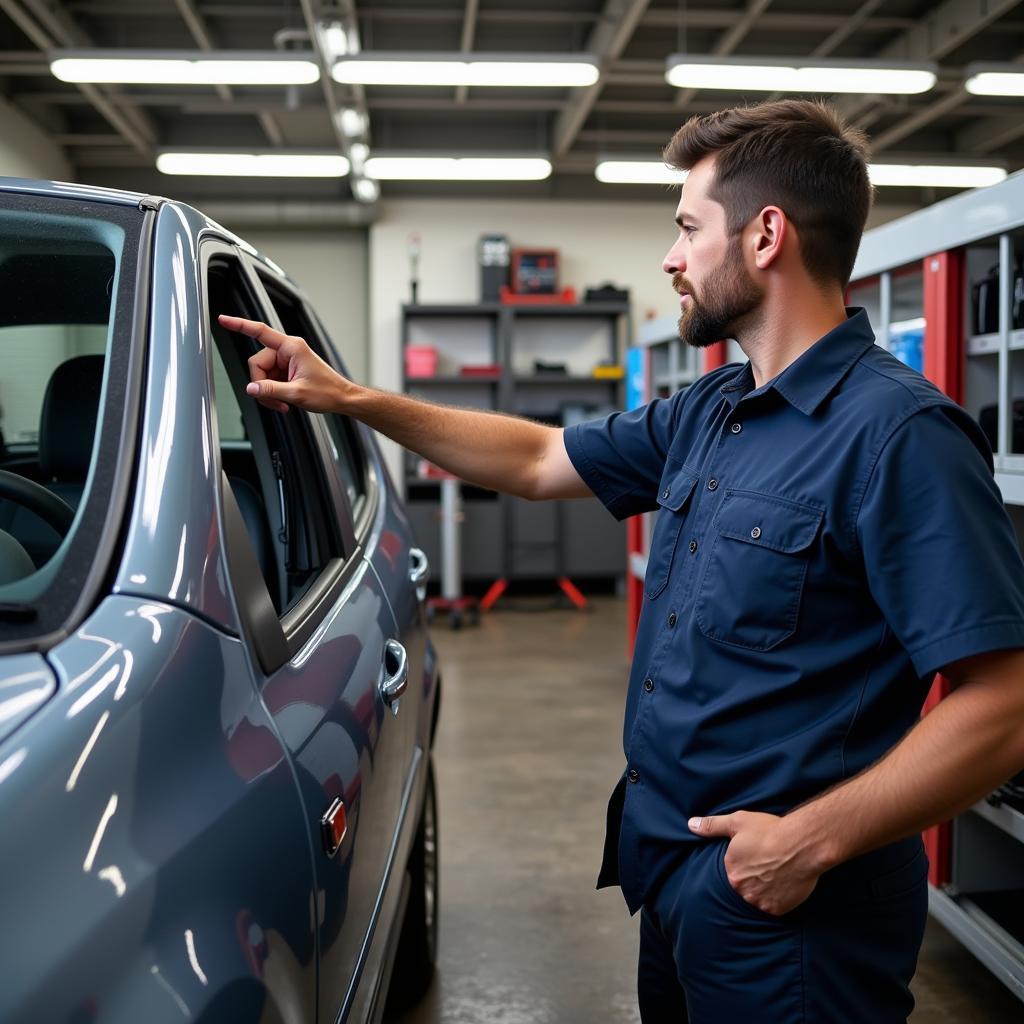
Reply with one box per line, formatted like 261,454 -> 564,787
200,239 -> 362,669
0,192 -> 150,653
243,255 -> 380,545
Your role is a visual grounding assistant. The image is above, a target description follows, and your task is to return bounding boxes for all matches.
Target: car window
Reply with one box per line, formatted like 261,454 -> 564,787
254,269 -> 369,522
0,194 -> 142,642
206,251 -> 344,616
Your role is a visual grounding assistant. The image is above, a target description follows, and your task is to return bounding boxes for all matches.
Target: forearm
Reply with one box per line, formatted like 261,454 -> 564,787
343,382 -> 553,499
785,672 -> 1024,873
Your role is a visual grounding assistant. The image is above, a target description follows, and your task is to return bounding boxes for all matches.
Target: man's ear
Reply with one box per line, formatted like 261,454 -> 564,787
752,206 -> 787,271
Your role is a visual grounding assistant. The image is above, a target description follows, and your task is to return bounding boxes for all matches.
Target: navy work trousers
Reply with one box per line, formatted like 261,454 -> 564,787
637,837 -> 929,1023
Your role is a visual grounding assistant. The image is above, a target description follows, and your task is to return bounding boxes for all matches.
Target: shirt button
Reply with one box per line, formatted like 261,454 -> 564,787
707,478 -> 718,491
688,539 -> 698,554
662,488 -> 670,499
731,422 -> 742,434
628,768 -> 640,784
667,611 -> 677,628
750,526 -> 762,539
643,677 -> 654,693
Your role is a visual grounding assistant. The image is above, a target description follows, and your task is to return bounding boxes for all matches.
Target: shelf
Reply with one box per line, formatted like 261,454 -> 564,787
403,304 -> 501,317
972,798 -> 1024,844
967,330 -> 1024,355
512,375 -> 622,386
405,375 -> 501,384
996,472 -> 1024,506
929,885 -> 1024,1002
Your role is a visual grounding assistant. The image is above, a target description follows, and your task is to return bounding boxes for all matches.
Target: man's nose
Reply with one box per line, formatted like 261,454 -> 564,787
663,243 -> 685,276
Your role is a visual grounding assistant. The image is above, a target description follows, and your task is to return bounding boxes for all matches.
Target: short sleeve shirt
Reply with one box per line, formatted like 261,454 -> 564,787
564,308 -> 1024,914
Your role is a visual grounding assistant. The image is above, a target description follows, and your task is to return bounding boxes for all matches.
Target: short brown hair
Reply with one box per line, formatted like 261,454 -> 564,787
663,99 -> 873,288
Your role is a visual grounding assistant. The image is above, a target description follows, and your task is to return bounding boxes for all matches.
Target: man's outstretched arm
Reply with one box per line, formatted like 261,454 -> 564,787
218,314 -> 592,502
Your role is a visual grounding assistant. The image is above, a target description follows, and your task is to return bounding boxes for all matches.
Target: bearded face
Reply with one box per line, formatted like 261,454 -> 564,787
675,236 -> 763,349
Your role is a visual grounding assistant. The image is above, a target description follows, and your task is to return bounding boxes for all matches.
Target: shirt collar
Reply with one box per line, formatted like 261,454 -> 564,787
719,308 -> 876,417
772,307 -> 876,415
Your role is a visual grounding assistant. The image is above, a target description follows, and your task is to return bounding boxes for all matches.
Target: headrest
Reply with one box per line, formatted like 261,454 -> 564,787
39,355 -> 105,482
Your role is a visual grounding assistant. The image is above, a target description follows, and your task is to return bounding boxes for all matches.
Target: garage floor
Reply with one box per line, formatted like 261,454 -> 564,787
385,596 -> 1023,1024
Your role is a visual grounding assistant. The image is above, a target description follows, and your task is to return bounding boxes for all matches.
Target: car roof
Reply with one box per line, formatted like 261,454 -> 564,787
0,176 -> 156,208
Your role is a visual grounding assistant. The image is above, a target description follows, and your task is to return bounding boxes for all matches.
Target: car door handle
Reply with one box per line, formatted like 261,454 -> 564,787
409,547 -> 429,602
380,639 -> 409,714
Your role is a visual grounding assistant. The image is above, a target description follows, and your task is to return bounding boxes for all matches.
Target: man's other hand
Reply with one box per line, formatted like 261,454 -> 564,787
218,314 -> 352,414
688,810 -> 821,916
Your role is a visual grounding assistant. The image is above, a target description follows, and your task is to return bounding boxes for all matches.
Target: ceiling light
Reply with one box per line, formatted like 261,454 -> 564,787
593,159 -> 1005,190
319,21 -> 350,59
50,49 -> 319,86
156,151 -> 349,177
665,55 -> 937,95
595,161 -> 688,185
965,62 -> 1024,96
332,53 -> 599,88
868,164 -> 1007,188
335,107 -> 368,137
352,178 -> 381,203
365,156 -> 552,181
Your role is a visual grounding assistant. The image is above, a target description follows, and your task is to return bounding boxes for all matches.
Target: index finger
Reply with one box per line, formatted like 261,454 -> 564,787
217,314 -> 287,351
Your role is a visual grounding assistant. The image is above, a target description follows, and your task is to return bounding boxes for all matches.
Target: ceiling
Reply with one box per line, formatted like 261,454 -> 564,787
2,0 -> 1024,214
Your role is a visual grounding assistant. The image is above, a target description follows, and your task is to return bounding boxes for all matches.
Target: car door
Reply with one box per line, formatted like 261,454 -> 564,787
203,244 -> 417,1023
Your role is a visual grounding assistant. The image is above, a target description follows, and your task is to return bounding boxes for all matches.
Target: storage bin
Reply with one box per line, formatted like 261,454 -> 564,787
405,345 -> 439,378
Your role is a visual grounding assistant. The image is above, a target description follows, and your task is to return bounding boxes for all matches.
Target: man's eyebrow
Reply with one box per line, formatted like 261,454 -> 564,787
675,213 -> 700,227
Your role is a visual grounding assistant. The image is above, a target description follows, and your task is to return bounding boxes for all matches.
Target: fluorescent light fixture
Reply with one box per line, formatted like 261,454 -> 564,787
665,54 -> 937,94
50,49 -> 320,85
332,52 -> 599,87
868,163 -> 1007,188
365,155 -> 552,181
594,159 -> 1005,191
965,62 -> 1024,96
335,107 -> 368,137
595,161 -> 687,185
157,151 -> 349,177
352,178 -> 381,203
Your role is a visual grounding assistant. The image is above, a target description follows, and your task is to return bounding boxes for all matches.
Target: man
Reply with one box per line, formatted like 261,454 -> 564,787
220,100 -> 1024,1023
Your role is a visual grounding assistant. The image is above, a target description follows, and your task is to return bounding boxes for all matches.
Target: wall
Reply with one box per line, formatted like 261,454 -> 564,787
0,100 -> 70,182
239,228 -> 368,385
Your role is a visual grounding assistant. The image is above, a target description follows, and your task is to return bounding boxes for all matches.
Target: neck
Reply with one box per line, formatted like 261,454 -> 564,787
737,287 -> 848,389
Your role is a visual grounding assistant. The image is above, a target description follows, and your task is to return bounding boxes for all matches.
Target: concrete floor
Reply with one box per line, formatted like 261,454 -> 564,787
385,596 -> 1024,1023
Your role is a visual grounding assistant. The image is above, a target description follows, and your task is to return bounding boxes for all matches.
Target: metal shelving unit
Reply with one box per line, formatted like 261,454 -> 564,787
849,169 -> 1024,1006
401,302 -> 630,593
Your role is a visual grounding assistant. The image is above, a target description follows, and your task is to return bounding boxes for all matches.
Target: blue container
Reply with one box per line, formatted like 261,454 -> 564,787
889,327 -> 924,373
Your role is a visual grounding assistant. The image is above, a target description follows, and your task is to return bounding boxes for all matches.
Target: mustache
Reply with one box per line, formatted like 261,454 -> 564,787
673,272 -> 695,297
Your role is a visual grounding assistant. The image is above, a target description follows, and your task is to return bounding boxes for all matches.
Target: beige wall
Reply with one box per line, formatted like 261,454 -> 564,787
0,100 -> 70,181
241,228 -> 369,385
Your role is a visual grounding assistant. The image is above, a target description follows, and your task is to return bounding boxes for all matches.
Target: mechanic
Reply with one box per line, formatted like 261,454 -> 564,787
220,99 -> 1024,1023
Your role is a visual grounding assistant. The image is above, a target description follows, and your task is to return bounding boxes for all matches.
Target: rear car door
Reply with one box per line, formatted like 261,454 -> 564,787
204,245 -> 418,1022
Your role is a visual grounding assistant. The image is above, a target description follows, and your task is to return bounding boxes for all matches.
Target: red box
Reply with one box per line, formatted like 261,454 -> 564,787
405,345 -> 439,378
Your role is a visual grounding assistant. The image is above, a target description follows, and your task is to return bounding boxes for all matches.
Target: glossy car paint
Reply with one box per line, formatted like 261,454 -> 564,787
0,178 -> 438,1024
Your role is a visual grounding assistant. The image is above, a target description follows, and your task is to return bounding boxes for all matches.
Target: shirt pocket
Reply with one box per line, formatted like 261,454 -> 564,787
645,465 -> 700,600
695,489 -> 824,651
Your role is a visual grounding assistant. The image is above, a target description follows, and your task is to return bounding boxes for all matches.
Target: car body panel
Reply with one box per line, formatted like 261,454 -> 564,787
0,653 -> 57,746
0,595 -> 317,1024
113,201 -> 238,635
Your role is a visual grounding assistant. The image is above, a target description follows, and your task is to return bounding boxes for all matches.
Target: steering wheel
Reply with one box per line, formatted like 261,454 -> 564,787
0,470 -> 76,537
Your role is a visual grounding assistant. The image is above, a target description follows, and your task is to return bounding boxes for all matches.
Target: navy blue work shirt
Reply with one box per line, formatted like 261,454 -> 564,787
565,308 -> 1024,915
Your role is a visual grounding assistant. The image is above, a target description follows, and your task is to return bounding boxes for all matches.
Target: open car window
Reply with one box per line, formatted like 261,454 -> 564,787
0,193 -> 143,644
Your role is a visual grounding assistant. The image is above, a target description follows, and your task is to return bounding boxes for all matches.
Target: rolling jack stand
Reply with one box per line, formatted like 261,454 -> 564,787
423,467 -> 480,630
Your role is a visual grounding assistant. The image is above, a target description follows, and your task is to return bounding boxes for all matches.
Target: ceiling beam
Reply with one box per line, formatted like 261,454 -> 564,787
551,0 -> 651,159
674,0 -> 775,109
172,0 -> 284,147
837,0 -> 1023,129
0,0 -> 153,156
454,0 -> 479,105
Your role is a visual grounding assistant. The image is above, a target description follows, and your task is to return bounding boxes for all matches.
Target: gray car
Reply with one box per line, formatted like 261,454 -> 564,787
0,178 -> 440,1024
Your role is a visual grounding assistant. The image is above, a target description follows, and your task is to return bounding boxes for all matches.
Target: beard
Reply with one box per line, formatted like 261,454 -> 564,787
675,241 -> 763,349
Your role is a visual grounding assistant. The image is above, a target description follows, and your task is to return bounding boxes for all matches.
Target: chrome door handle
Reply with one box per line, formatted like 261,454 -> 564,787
409,547 -> 429,602
380,639 -> 409,715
